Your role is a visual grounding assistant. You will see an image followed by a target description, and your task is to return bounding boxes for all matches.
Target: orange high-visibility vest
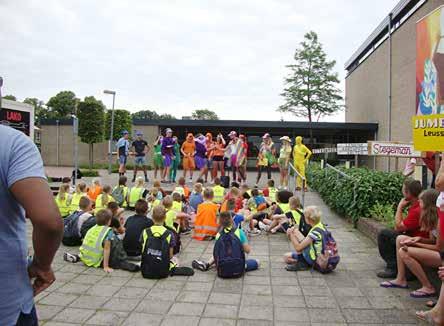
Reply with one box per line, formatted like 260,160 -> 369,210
193,201 -> 219,241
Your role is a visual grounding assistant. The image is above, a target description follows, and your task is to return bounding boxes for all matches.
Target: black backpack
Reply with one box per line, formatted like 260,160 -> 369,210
165,223 -> 181,255
109,238 -> 140,273
213,228 -> 245,278
62,211 -> 83,246
141,228 -> 171,279
80,216 -> 96,239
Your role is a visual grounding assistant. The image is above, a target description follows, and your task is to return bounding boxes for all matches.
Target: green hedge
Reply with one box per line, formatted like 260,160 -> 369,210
80,169 -> 100,177
79,163 -> 152,172
306,163 -> 404,222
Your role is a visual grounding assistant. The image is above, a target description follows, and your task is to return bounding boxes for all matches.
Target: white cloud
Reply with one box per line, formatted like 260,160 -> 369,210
0,0 -> 399,121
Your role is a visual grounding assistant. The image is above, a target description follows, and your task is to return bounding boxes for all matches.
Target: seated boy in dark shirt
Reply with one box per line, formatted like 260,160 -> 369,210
123,199 -> 153,257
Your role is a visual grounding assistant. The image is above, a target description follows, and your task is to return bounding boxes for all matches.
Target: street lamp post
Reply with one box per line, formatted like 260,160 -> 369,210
0,77 -> 3,110
104,90 -> 116,175
71,114 -> 79,185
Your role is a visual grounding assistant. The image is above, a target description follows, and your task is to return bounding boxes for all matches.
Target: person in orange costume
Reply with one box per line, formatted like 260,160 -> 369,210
193,188 -> 219,241
292,136 -> 312,190
181,133 -> 196,181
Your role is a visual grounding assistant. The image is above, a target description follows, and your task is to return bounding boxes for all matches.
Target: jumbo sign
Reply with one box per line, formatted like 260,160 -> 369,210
368,141 -> 423,158
412,114 -> 444,151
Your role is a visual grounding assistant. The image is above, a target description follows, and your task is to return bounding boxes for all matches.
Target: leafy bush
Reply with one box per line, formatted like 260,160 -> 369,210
369,203 -> 396,228
306,163 -> 404,222
79,163 -> 152,171
80,169 -> 100,177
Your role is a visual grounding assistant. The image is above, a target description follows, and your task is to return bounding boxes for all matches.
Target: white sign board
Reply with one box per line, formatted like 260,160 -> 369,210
312,147 -> 337,154
337,143 -> 368,155
367,141 -> 423,158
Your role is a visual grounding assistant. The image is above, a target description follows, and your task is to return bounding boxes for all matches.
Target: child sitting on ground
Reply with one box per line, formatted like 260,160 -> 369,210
262,179 -> 278,203
107,202 -> 126,236
284,206 -> 332,272
141,205 -> 194,278
69,181 -> 88,214
94,185 -> 115,214
62,196 -> 94,246
128,177 -> 147,209
240,184 -> 252,199
212,177 -> 225,204
174,177 -> 191,200
148,187 -> 162,207
166,194 -> 192,234
230,198 -> 258,234
123,199 -> 153,258
260,196 -> 303,234
192,211 -> 259,274
153,180 -> 166,198
189,183 -> 204,212
193,189 -> 219,240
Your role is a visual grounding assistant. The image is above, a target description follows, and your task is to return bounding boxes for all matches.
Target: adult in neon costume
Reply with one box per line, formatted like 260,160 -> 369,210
292,136 -> 312,190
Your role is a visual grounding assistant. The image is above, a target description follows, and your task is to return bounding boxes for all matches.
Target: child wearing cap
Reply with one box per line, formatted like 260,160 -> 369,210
117,130 -> 130,176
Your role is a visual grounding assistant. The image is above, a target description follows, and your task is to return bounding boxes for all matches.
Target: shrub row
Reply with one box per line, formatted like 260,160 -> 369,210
306,163 -> 404,222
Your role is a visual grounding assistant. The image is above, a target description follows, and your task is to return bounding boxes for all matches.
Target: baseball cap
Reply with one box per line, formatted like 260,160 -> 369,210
262,133 -> 270,139
165,128 -> 173,133
136,131 -> 143,136
228,131 -> 237,137
122,130 -> 129,135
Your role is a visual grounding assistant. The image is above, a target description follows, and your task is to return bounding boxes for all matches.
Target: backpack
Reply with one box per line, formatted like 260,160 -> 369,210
296,209 -> 311,236
165,224 -> 181,255
141,228 -> 171,279
62,211 -> 83,246
312,227 -> 340,273
111,186 -> 125,206
109,238 -> 140,272
80,216 -> 96,239
213,228 -> 245,278
220,175 -> 230,188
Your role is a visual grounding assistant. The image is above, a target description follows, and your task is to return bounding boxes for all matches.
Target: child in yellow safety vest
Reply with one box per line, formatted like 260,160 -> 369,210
262,179 -> 278,204
55,184 -> 71,218
259,196 -> 302,234
128,177 -> 147,209
164,194 -> 192,234
68,182 -> 87,214
95,185 -> 115,214
212,177 -> 225,204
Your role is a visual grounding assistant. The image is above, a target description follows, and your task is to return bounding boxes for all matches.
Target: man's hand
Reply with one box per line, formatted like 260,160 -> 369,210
28,259 -> 56,296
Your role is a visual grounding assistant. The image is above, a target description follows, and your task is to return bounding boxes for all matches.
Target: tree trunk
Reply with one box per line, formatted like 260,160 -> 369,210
89,143 -> 93,170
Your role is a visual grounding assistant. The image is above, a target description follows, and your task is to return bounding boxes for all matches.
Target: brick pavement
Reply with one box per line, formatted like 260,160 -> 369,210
35,174 -> 429,325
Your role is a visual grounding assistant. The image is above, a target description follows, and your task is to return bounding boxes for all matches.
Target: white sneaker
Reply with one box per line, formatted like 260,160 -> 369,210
258,221 -> 269,232
249,229 -> 261,236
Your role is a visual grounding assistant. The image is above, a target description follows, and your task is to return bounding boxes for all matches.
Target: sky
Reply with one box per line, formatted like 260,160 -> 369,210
0,0 -> 400,122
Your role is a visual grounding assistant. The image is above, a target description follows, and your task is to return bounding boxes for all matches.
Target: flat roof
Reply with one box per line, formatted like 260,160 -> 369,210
42,118 -> 378,132
345,0 -> 426,73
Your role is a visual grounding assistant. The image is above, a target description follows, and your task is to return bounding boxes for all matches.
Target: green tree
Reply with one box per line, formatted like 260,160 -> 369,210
77,96 -> 105,169
23,97 -> 49,126
191,109 -> 219,120
2,94 -> 17,101
279,31 -> 343,143
105,109 -> 132,141
47,90 -> 78,118
132,109 -> 176,120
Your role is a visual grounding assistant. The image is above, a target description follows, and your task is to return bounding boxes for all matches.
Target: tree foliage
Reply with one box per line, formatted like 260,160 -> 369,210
279,31 -> 343,123
105,109 -> 132,141
131,109 -> 176,120
2,94 -> 17,101
23,97 -> 48,126
191,109 -> 219,120
77,96 -> 105,169
46,90 -> 78,118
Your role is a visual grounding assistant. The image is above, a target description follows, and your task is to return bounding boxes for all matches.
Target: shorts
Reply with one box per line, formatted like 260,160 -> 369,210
163,155 -> 173,167
213,155 -> 224,162
252,212 -> 268,222
195,156 -> 207,169
119,155 -> 127,165
278,157 -> 289,169
206,158 -> 213,169
153,154 -> 163,168
134,156 -> 146,166
291,247 -> 314,266
183,156 -> 195,170
245,259 -> 259,272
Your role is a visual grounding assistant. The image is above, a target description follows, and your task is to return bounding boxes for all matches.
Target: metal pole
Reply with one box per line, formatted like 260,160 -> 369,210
73,116 -> 79,185
0,76 -> 3,111
108,93 -> 115,175
387,13 -> 393,172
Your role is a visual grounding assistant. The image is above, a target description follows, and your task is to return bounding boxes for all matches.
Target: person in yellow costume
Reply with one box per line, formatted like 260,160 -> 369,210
293,136 -> 312,190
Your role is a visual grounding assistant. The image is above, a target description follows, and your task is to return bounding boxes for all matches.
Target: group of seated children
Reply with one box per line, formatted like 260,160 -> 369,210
60,174 -> 338,279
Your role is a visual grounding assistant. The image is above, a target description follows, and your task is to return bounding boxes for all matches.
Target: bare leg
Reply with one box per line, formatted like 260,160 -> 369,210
385,235 -> 410,286
219,161 -> 225,177
284,252 -> 297,264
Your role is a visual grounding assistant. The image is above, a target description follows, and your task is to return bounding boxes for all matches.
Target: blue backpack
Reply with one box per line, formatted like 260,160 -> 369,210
213,228 -> 245,278
62,211 -> 84,246
312,227 -> 340,273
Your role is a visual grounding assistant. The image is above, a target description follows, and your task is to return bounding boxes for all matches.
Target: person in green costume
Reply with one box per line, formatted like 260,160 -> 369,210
152,135 -> 164,180
170,136 -> 181,183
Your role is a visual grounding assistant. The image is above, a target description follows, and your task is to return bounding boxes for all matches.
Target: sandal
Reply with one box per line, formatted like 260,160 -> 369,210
380,281 -> 409,289
426,300 -> 437,308
416,311 -> 436,324
410,289 -> 436,298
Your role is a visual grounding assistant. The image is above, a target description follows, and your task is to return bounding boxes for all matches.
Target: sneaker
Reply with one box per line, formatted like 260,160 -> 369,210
132,177 -> 136,183
63,252 -> 79,263
248,229 -> 261,236
285,260 -> 309,272
189,178 -> 193,183
258,221 -> 269,232
192,260 -> 209,271
181,228 -> 192,235
376,268 -> 397,279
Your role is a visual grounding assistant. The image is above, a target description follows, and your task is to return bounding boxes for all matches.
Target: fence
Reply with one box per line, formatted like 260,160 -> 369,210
288,163 -> 306,207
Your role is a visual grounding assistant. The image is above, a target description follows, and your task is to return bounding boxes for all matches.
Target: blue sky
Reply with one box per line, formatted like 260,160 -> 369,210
0,0 -> 399,121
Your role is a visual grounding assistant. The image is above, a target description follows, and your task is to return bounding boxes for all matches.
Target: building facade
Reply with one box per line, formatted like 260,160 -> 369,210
345,0 -> 444,170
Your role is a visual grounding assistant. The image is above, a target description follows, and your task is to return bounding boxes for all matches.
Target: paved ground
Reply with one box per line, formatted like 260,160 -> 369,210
35,169 -> 431,325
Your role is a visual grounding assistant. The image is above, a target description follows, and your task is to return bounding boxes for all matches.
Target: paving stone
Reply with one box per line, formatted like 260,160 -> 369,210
135,299 -> 174,314
272,285 -> 302,296
342,309 -> 382,323
114,286 -> 150,299
272,295 -> 306,308
88,284 -> 121,297
377,309 -> 418,324
274,307 -> 309,322
154,279 -> 186,291
71,274 -> 104,285
305,295 -> 339,308
55,282 -> 91,295
168,302 -> 205,316
161,315 -> 200,326
86,311 -> 128,325
177,290 -> 209,303
237,320 -> 273,326
199,317 -> 236,326
240,294 -> 273,306
208,292 -> 241,305
367,295 -> 405,309
52,307 -> 95,324
69,295 -> 109,309
183,281 -> 214,292
243,275 -> 271,285
336,295 -> 370,309
126,277 -> 158,288
44,322 -> 83,326
35,304 -> 64,321
203,304 -> 238,318
146,288 -> 180,301
301,286 -> 332,296
103,298 -> 141,312
122,312 -> 163,326
308,308 -> 345,323
331,286 -> 363,297
54,271 -> 78,282
242,284 -> 271,295
98,276 -> 131,287
238,305 -> 273,321
39,292 -> 79,306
